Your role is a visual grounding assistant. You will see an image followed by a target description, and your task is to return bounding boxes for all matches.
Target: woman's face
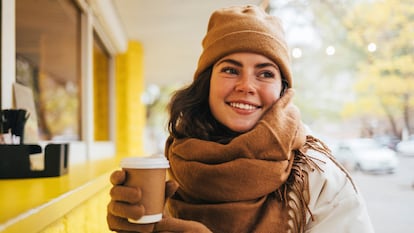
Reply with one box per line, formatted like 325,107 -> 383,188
209,52 -> 283,133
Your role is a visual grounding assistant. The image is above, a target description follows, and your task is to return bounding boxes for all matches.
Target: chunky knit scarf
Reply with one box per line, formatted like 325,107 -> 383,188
165,90 -> 331,233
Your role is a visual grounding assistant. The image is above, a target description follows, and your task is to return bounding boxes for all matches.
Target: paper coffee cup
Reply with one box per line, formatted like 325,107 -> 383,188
120,155 -> 170,224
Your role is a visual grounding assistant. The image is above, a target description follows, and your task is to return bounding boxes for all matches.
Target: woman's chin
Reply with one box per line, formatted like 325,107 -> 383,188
227,123 -> 255,133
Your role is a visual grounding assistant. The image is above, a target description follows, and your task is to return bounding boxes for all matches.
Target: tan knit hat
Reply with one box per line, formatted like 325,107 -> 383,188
194,5 -> 292,87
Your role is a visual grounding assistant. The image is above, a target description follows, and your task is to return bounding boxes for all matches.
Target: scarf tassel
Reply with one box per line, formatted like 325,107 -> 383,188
276,135 -> 341,233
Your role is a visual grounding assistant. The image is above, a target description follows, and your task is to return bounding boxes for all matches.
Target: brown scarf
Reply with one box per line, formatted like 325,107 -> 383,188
165,91 -> 329,233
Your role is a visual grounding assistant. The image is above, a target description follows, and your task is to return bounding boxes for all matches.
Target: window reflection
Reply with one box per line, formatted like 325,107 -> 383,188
15,0 -> 81,141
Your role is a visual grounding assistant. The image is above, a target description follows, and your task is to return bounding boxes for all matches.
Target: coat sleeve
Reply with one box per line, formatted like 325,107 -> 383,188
305,150 -> 375,233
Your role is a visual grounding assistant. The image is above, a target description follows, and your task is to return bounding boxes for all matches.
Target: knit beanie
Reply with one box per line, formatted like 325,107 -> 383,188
194,5 -> 292,87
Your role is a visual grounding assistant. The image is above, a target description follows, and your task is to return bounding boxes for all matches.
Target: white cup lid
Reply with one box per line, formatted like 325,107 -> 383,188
120,155 -> 170,169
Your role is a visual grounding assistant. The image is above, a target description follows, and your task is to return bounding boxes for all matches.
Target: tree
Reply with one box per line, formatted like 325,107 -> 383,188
268,0 -> 363,134
344,0 -> 414,137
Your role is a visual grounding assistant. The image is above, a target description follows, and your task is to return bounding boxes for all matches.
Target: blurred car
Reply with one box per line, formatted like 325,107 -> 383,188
373,135 -> 400,151
333,138 -> 398,173
395,140 -> 414,156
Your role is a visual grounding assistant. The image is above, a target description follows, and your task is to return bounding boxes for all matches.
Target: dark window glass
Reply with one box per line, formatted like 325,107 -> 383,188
16,0 -> 81,141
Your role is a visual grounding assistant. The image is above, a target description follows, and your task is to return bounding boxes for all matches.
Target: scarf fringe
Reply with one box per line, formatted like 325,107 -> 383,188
278,135 -> 357,233
304,135 -> 357,192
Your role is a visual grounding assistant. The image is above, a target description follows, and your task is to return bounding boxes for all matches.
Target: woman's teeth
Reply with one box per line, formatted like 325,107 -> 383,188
229,102 -> 257,110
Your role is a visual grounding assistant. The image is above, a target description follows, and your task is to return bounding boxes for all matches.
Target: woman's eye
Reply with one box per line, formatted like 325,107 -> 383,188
221,67 -> 238,75
259,71 -> 275,78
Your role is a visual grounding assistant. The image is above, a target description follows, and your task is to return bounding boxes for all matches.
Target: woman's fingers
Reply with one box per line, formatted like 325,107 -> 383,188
110,170 -> 126,185
107,200 -> 145,220
110,185 -> 142,203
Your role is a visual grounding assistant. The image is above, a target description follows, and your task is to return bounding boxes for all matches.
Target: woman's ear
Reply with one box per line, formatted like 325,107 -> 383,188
279,79 -> 289,97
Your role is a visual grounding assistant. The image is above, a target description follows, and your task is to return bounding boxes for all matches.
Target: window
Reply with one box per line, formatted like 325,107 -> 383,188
15,0 -> 81,141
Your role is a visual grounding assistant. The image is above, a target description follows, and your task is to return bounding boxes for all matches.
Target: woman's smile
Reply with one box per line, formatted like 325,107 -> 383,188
227,101 -> 261,111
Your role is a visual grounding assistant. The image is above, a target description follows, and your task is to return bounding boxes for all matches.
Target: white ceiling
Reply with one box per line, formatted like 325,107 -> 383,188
112,0 -> 263,86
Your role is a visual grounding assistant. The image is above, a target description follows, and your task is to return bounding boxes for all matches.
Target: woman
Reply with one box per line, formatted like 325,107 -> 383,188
107,5 -> 374,233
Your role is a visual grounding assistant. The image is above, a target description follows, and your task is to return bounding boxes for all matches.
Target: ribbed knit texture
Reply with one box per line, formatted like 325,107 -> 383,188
194,5 -> 293,87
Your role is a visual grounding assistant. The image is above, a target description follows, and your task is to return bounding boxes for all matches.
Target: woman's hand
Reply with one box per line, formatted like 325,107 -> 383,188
107,170 -> 210,232
107,169 -> 151,232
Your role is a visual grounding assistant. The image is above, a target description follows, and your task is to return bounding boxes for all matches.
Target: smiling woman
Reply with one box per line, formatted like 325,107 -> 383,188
107,5 -> 375,233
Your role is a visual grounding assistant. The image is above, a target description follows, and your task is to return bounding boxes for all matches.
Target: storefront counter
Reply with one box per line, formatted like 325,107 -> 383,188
0,157 -> 119,233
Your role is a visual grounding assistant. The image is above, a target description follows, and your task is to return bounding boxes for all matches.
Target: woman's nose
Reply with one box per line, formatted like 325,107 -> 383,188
235,74 -> 255,94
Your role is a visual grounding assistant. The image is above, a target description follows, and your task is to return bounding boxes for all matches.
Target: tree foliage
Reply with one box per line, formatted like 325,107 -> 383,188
343,0 -> 414,137
268,0 -> 362,128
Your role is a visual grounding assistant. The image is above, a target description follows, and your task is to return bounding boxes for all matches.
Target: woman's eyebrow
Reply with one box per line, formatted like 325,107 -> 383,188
215,59 -> 279,71
256,62 -> 279,70
215,59 -> 243,67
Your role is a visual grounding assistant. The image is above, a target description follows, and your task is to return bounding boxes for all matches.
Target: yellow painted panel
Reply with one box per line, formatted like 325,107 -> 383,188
93,43 -> 110,141
115,41 -> 146,157
38,186 -> 112,233
40,220 -> 65,233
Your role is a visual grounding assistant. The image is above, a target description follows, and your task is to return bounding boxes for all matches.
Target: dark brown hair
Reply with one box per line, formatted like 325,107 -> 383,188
167,68 -> 238,143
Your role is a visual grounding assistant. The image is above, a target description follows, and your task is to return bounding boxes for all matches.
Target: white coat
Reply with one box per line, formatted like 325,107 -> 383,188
305,150 -> 376,233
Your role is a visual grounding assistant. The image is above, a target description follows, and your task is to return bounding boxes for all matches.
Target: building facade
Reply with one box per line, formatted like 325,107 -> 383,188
0,1 -> 146,232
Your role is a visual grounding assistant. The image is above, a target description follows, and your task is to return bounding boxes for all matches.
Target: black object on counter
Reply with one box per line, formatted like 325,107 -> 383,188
0,143 -> 69,178
1,109 -> 30,144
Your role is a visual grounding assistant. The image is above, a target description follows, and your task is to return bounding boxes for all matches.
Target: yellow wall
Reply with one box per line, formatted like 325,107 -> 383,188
39,186 -> 112,233
93,43 -> 110,141
115,41 -> 146,156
